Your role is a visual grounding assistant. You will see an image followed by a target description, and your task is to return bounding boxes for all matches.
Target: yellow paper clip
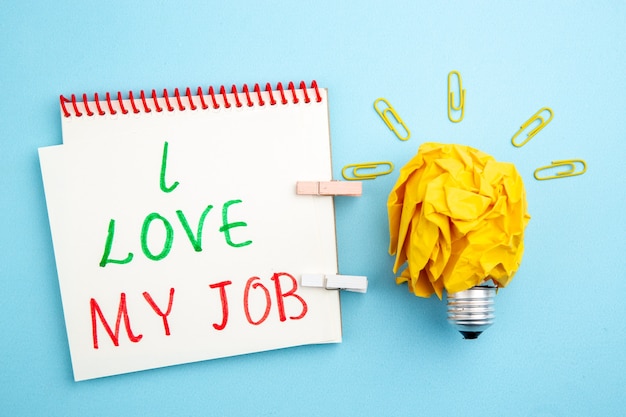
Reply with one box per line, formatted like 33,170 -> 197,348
373,98 -> 411,141
447,70 -> 465,123
342,161 -> 394,180
511,107 -> 554,147
533,159 -> 587,180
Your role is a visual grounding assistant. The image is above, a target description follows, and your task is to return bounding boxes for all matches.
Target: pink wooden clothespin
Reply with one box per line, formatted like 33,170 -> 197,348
296,181 -> 362,196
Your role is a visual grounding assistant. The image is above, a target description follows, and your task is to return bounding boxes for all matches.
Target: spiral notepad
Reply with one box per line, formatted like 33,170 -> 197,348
39,80 -> 342,381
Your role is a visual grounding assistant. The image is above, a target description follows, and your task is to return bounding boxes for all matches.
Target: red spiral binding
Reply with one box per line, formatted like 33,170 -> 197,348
93,93 -> 105,115
128,91 -> 140,114
219,85 -> 231,108
151,89 -> 163,112
105,92 -> 116,115
173,88 -> 185,111
139,90 -> 151,113
196,86 -> 208,110
60,80 -> 322,118
242,84 -> 253,107
82,93 -> 94,116
231,85 -> 242,108
117,91 -> 128,114
265,82 -> 277,105
287,82 -> 298,104
276,82 -> 287,105
162,89 -> 174,112
185,88 -> 197,111
253,84 -> 265,106
207,86 -> 219,109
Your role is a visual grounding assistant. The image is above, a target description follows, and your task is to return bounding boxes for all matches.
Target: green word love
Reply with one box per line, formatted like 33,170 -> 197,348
99,199 -> 252,267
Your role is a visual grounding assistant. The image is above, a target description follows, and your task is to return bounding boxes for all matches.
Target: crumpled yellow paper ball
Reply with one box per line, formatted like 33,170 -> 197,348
387,142 -> 530,299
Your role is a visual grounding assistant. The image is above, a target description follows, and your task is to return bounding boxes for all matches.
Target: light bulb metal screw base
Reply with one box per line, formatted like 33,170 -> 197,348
447,285 -> 496,339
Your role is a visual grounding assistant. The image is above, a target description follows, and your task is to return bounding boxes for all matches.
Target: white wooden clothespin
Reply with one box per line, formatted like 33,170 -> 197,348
296,181 -> 362,197
301,273 -> 368,293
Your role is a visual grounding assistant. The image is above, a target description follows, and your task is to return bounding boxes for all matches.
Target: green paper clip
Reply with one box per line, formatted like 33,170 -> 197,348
374,98 -> 411,141
342,161 -> 394,180
533,159 -> 587,180
447,70 -> 465,123
511,107 -> 553,147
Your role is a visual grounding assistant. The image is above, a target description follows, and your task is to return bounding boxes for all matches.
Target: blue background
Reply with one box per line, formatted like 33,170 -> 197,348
1,1 -> 625,416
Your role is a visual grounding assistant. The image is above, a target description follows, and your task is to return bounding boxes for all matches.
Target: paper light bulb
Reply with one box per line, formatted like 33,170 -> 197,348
387,143 -> 530,338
